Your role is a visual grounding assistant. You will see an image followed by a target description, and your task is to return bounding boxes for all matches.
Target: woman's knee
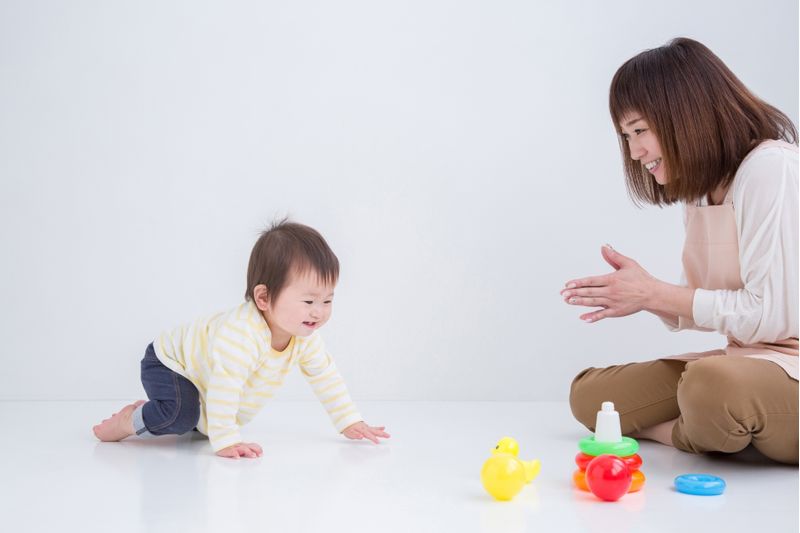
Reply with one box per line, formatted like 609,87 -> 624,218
677,357 -> 740,413
676,357 -> 798,462
570,360 -> 684,435
569,367 -> 602,430
676,357 -> 755,452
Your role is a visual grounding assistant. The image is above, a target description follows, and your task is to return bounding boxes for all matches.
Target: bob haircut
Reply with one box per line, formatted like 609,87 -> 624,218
609,37 -> 797,206
245,219 -> 339,303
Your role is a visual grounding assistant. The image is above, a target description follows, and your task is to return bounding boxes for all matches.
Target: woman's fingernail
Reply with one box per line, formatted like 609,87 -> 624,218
604,243 -> 613,249
567,283 -> 576,289
583,317 -> 593,323
569,297 -> 577,304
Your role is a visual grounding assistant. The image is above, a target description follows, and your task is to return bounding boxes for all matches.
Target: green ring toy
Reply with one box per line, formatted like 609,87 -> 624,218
579,436 -> 639,457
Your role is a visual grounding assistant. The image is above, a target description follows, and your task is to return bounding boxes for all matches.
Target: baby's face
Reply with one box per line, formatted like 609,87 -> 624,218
268,270 -> 335,338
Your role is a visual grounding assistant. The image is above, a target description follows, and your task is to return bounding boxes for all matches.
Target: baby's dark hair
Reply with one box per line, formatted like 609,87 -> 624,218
245,219 -> 339,303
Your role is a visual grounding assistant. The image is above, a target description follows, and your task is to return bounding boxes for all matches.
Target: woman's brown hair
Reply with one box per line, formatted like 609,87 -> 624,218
609,37 -> 797,206
245,219 -> 339,302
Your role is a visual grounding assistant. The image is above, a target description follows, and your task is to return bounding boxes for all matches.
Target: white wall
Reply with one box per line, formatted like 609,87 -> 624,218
1,0 -> 797,401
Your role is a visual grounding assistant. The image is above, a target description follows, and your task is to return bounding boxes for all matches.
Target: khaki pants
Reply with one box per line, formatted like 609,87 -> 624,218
569,356 -> 799,464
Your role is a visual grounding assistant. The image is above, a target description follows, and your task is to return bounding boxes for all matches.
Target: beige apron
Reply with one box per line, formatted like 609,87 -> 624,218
670,140 -> 798,380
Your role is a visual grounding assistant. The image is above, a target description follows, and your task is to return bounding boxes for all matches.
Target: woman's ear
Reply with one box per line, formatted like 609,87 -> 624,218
253,284 -> 270,311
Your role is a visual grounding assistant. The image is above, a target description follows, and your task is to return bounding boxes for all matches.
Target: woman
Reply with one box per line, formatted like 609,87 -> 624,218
564,37 -> 798,464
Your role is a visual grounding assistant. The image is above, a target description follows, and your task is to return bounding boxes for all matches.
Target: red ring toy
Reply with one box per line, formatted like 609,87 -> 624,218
575,451 -> 642,471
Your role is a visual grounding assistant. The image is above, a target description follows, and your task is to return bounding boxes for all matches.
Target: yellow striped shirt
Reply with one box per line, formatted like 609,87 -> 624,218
152,300 -> 362,451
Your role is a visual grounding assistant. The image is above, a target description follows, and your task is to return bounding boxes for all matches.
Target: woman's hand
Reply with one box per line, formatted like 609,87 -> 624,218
216,442 -> 263,459
561,245 -> 657,323
342,421 -> 391,444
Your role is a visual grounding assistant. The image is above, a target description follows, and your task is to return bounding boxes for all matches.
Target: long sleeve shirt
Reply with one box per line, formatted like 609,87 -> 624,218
661,141 -> 798,345
152,300 -> 363,451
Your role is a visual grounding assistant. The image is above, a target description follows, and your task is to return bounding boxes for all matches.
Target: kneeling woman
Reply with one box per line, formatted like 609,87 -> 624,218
563,38 -> 798,464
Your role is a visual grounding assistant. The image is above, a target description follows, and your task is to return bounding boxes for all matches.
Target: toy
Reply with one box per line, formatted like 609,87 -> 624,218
572,402 -> 646,499
575,451 -> 641,471
480,436 -> 541,501
584,454 -> 633,501
578,435 -> 639,457
481,453 -> 526,501
573,452 -> 645,493
572,468 -> 644,493
494,436 -> 541,482
674,474 -> 726,496
578,402 -> 639,456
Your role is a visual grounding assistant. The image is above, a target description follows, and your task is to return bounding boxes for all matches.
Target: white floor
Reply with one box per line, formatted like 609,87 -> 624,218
1,401 -> 796,533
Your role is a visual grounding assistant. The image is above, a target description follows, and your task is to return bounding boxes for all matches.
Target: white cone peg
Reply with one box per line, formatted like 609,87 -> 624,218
594,401 -> 622,443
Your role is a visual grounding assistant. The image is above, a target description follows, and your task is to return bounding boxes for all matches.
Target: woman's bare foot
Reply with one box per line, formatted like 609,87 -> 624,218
93,400 -> 146,441
630,417 -> 677,447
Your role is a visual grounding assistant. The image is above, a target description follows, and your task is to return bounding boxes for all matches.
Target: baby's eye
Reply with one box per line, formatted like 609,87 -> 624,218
303,300 -> 313,305
324,300 -> 332,304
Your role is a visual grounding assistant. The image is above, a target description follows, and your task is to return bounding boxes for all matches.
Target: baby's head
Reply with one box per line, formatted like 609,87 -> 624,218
246,219 -> 339,337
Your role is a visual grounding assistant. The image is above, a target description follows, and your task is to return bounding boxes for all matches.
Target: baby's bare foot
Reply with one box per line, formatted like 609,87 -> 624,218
93,400 -> 146,441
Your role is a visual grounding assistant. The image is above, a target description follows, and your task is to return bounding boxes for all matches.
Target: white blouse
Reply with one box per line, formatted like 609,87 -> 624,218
664,141 -> 798,345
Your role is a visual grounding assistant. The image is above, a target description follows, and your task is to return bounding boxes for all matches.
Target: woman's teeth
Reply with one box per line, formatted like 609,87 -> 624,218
645,158 -> 661,171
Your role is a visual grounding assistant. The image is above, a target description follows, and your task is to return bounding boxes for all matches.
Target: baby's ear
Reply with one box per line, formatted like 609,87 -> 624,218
253,284 -> 270,311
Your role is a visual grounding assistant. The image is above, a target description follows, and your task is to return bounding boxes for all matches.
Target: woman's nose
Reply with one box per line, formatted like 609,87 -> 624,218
629,139 -> 645,160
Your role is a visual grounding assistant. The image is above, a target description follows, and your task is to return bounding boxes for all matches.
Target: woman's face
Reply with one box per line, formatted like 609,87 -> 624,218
619,114 -> 668,185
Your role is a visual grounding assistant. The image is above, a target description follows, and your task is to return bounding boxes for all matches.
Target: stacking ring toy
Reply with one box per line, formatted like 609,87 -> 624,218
629,469 -> 645,492
573,468 -> 645,493
575,452 -> 642,471
572,469 -> 590,491
674,474 -> 726,496
578,436 -> 639,457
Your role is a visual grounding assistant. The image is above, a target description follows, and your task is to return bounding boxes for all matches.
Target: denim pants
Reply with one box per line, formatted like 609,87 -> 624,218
132,343 -> 201,437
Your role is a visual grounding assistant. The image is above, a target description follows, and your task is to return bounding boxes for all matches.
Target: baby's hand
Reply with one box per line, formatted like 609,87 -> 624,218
216,442 -> 263,459
342,421 -> 391,444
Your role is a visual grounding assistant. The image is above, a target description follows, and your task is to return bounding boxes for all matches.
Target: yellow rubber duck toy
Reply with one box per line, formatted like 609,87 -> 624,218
480,437 -> 541,501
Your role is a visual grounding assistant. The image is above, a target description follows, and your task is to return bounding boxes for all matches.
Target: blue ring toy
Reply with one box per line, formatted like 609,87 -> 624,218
674,474 -> 726,496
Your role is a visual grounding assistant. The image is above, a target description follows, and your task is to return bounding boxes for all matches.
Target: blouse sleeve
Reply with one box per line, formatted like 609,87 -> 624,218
691,146 -> 799,343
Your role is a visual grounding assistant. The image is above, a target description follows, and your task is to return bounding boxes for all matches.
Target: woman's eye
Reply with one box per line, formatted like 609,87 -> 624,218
635,128 -> 647,135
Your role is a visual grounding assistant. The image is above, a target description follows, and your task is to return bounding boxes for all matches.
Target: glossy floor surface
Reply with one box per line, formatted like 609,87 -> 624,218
1,401 -> 796,533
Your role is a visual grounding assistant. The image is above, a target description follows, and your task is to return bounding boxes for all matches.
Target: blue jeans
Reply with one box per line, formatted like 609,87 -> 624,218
132,343 -> 201,437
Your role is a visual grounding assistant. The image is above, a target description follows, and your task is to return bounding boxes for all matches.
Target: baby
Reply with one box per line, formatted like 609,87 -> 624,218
93,220 -> 389,458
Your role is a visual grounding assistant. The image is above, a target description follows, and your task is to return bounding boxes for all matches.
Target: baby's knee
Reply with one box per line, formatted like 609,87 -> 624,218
173,400 -> 201,434
149,398 -> 200,435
